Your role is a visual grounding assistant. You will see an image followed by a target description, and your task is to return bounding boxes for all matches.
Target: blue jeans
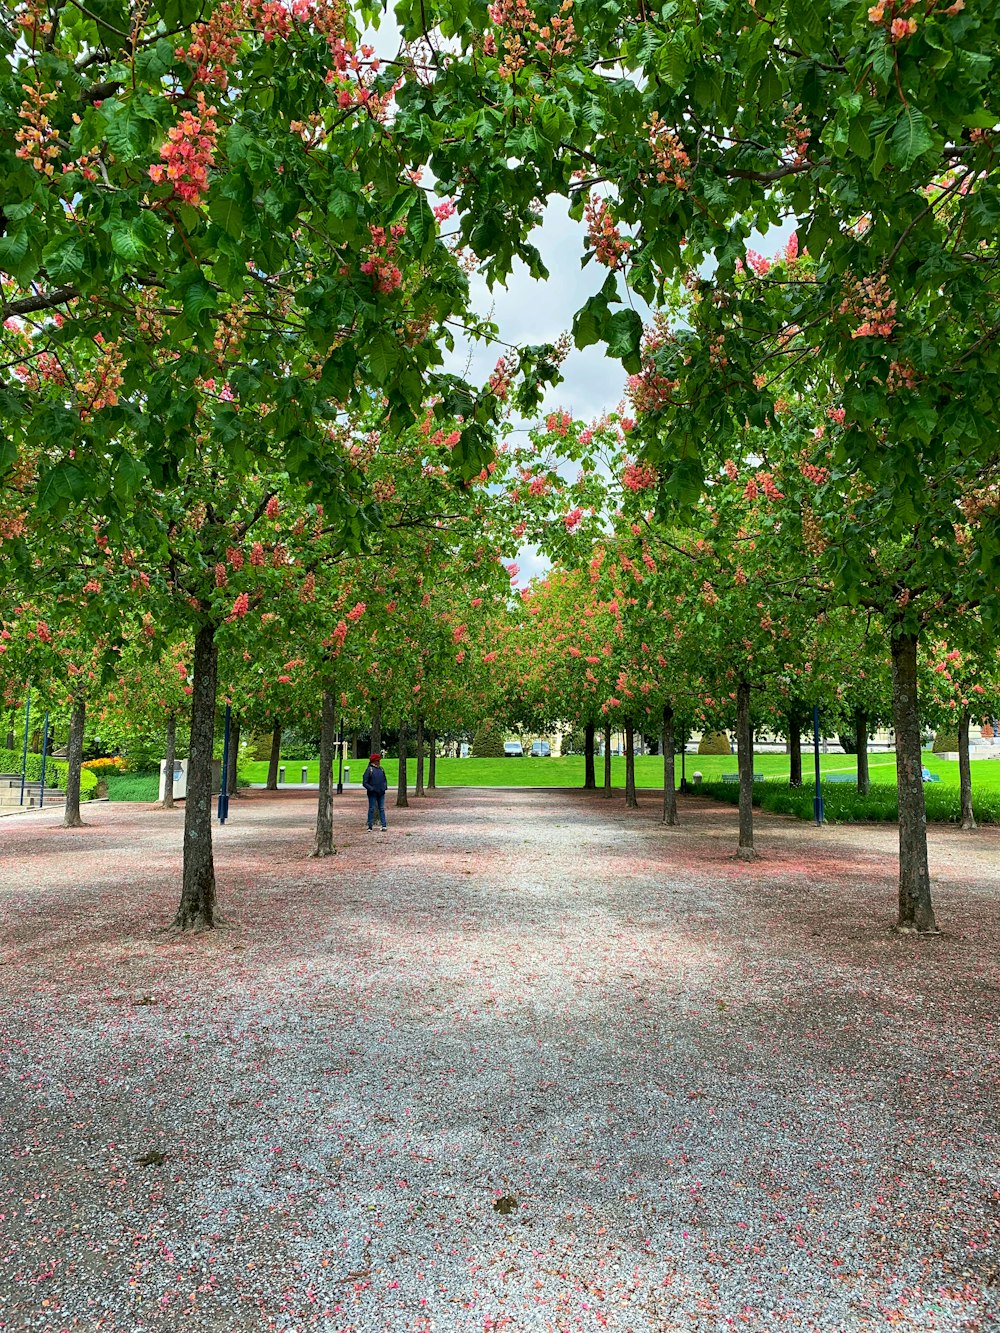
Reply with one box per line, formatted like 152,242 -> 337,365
367,792 -> 387,828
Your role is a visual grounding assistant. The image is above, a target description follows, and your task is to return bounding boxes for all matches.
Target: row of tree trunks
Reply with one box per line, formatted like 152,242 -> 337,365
266,721 -> 281,791
583,722 -> 596,790
161,640 -> 958,935
311,686 -> 336,858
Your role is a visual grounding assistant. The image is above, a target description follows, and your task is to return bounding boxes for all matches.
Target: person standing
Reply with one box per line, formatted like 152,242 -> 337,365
362,753 -> 388,831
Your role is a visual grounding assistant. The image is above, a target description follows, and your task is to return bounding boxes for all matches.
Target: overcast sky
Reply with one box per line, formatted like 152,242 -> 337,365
443,202 -> 646,583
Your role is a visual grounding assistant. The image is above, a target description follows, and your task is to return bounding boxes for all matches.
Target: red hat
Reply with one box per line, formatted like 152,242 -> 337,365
370,753 -> 381,762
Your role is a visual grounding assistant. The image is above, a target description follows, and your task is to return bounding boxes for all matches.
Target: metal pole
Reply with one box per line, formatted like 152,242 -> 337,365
19,688 -> 30,806
39,712 -> 49,809
813,703 -> 825,826
680,724 -> 687,793
336,719 -> 344,795
218,700 -> 231,825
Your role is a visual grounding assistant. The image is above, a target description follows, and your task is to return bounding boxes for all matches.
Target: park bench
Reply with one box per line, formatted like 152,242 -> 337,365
826,774 -> 855,784
721,773 -> 767,782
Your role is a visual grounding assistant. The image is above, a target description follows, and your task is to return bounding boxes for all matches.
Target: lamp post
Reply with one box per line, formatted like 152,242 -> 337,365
218,699 -> 231,825
812,704 -> 825,826
679,722 -> 687,794
336,719 -> 344,794
39,712 -> 49,809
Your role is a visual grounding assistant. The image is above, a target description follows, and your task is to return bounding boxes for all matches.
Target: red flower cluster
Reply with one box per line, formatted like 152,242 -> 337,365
148,94 -> 219,206
360,223 -> 405,294
622,462 -> 657,492
585,196 -> 631,271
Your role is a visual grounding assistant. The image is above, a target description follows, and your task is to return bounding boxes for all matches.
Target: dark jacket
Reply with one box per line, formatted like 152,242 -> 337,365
362,763 -> 388,795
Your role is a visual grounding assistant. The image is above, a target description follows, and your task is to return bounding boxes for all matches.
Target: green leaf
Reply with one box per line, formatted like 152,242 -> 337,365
890,106 -> 933,171
37,462 -> 89,516
42,235 -> 86,284
181,274 -> 216,325
606,309 -> 643,373
113,454 -> 146,498
101,99 -> 146,156
110,219 -> 146,262
209,194 -> 245,239
366,331 -> 399,384
572,292 -> 610,350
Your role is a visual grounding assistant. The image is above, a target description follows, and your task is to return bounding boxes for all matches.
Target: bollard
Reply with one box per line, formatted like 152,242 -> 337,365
301,766 -> 308,783
344,766 -> 350,784
278,765 -> 285,784
692,770 -> 703,784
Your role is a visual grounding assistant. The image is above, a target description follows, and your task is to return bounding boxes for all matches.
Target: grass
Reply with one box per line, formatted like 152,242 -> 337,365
238,749 -> 1000,799
105,772 -> 161,802
111,751 -> 998,824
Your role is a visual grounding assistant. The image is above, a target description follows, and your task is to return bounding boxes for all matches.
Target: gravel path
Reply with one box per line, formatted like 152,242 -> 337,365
0,788 -> 998,1332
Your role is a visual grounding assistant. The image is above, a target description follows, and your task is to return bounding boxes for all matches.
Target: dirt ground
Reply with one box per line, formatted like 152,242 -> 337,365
0,787 -> 997,1332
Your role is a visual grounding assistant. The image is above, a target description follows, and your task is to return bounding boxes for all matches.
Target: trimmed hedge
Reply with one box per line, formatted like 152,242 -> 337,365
0,747 -> 98,797
696,778 -> 999,826
698,731 -> 732,755
932,730 -> 960,754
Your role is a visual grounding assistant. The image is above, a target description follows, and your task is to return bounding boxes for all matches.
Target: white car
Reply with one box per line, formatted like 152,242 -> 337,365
503,741 -> 524,757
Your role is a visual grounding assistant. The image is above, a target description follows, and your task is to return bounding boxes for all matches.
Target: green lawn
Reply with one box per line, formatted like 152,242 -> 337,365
237,750 -> 1000,796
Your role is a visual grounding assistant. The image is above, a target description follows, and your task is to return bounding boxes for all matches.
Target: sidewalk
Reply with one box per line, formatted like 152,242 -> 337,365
0,789 -> 996,1331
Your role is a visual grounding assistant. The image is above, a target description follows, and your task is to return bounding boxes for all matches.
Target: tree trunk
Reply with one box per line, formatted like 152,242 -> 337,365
736,680 -> 755,861
855,707 -> 870,797
415,715 -> 425,796
162,713 -> 176,810
891,631 -> 936,932
311,687 -> 336,857
397,721 -> 409,807
584,722 -> 596,790
63,699 -> 87,828
371,706 -> 382,757
174,622 -> 218,930
266,721 -> 281,791
603,722 -> 612,797
624,719 -> 638,808
226,712 -> 241,797
662,702 -> 677,826
788,712 -> 802,788
958,706 -> 976,831
428,732 -> 437,789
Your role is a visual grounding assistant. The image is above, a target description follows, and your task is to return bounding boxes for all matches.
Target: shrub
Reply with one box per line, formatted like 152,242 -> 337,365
472,720 -> 506,758
82,756 -> 126,773
932,730 -> 960,754
695,778 -> 999,825
698,730 -> 732,755
243,730 -> 276,762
